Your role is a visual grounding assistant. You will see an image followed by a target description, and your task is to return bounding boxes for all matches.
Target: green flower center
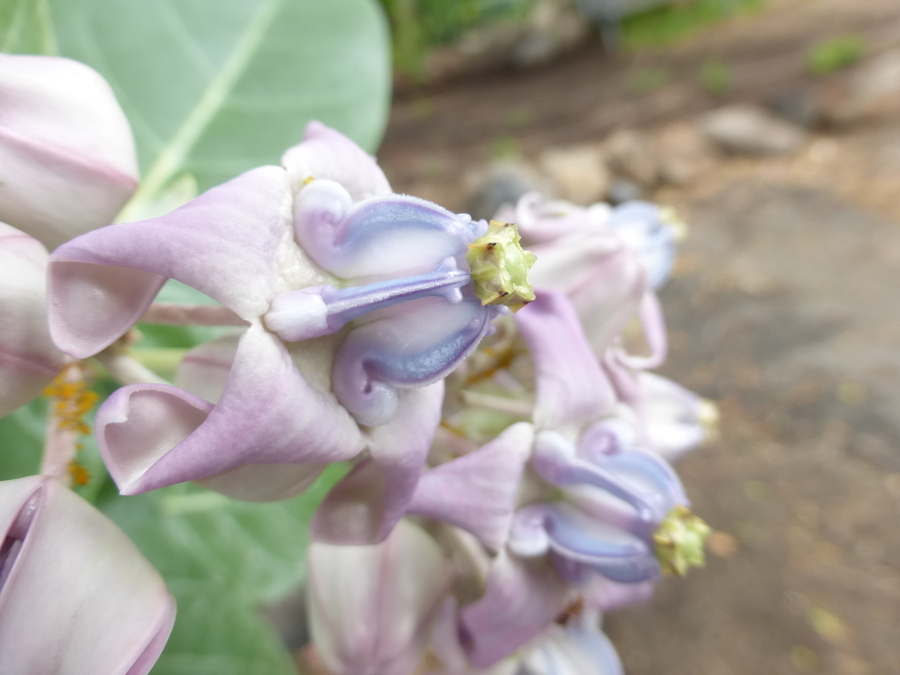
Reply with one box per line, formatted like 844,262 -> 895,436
653,505 -> 711,576
466,220 -> 536,313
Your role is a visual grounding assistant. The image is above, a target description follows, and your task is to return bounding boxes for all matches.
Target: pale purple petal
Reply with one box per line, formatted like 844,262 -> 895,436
311,382 -> 444,544
0,55 -> 138,249
292,179 -> 477,280
175,331 -> 244,404
606,201 -> 677,290
633,372 -> 712,461
460,552 -> 571,668
429,598 -> 520,675
281,121 -> 392,202
48,166 -> 293,358
0,223 -> 64,417
332,295 -> 496,427
0,476 -> 174,675
520,618 -> 623,675
308,519 -> 450,675
532,430 -> 686,532
610,291 -> 668,371
579,574 -> 655,612
515,291 -> 614,430
498,192 -> 609,246
511,503 -> 659,584
196,463 -> 327,502
529,231 -> 647,354
97,325 -> 364,496
407,422 -> 533,550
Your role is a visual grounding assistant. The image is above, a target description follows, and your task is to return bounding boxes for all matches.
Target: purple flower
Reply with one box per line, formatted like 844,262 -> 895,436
0,222 -> 65,418
0,55 -> 138,249
306,519 -> 451,675
47,122 -> 517,543
0,475 -> 174,674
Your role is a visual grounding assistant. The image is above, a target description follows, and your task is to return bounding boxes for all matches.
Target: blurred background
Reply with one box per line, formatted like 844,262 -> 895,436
375,0 -> 900,674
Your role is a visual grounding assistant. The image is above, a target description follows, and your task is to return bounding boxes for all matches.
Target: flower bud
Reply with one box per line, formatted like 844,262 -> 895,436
0,222 -> 65,418
0,55 -> 139,249
0,475 -> 175,674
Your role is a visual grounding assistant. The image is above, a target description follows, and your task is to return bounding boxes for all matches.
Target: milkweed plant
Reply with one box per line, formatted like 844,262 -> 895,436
0,1 -> 718,673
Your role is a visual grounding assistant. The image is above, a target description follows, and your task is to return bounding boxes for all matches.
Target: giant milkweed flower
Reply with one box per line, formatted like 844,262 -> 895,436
0,475 -> 174,674
0,55 -> 139,250
47,122 -> 532,543
0,222 -> 65,418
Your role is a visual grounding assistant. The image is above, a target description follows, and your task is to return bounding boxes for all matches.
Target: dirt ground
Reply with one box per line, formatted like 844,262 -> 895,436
377,1 -> 900,674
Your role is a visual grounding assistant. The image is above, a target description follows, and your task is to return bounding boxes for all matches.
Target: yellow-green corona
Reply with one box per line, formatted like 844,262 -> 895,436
466,220 -> 536,312
653,505 -> 711,576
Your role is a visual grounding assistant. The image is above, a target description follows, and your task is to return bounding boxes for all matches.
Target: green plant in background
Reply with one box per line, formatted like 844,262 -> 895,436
622,0 -> 765,49
627,65 -> 672,93
806,34 -> 865,75
380,0 -> 533,77
700,57 -> 732,94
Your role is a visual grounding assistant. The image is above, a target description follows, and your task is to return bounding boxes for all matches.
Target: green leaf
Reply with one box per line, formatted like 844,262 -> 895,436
0,398 -> 46,480
22,0 -> 390,211
0,0 -> 58,55
100,464 -> 348,675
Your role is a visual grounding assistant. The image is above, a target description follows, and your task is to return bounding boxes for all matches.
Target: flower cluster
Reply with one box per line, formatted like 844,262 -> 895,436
0,53 -> 716,675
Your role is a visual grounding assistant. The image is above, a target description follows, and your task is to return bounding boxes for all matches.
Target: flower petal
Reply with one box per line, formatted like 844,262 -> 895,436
528,231 -> 646,354
520,618 -> 624,675
0,476 -> 174,675
293,179 -> 477,280
97,325 -> 364,496
48,166 -> 294,358
460,552 -> 571,668
0,224 -> 64,417
281,121 -> 391,202
407,422 -> 533,550
0,55 -> 138,249
332,295 -> 496,427
175,331 -> 244,404
515,291 -> 614,431
606,201 -> 677,290
499,192 -> 609,246
311,382 -> 444,544
308,519 -> 450,675
634,372 -> 712,460
579,575 -> 655,612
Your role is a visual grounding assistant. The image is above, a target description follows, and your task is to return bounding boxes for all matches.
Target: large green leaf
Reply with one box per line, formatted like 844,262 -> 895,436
17,0 -> 391,209
100,464 -> 348,675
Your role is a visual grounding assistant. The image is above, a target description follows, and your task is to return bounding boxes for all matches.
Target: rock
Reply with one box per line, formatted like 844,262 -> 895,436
607,178 -> 643,205
465,161 -> 547,220
698,105 -> 807,156
604,128 -> 659,186
538,144 -> 610,204
826,49 -> 900,125
654,121 -> 718,186
766,86 -> 824,129
512,0 -> 591,69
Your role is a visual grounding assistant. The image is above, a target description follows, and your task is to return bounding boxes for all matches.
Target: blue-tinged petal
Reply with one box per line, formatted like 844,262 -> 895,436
311,382 -> 444,544
532,431 -> 685,532
332,295 -> 496,427
516,291 -> 615,431
511,503 -> 659,584
606,201 -> 677,290
48,166 -> 295,358
97,324 -> 365,497
293,179 -> 479,280
460,552 -> 571,668
520,617 -> 624,675
407,422 -> 534,550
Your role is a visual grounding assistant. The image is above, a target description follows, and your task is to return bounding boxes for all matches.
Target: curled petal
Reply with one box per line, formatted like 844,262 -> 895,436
293,180 -> 478,279
97,325 -> 364,497
0,55 -> 138,249
497,192 -> 610,246
529,231 -> 646,354
0,476 -> 174,675
511,503 -> 659,584
308,519 -> 450,675
460,552 -> 571,668
609,290 -> 668,371
175,331 -> 244,404
533,430 -> 686,532
516,291 -> 614,431
332,296 -> 496,427
0,223 -> 64,417
407,422 -> 533,550
196,463 -> 326,502
49,166 -> 295,358
633,372 -> 714,460
579,575 -> 655,612
281,121 -> 392,201
312,382 -> 444,544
